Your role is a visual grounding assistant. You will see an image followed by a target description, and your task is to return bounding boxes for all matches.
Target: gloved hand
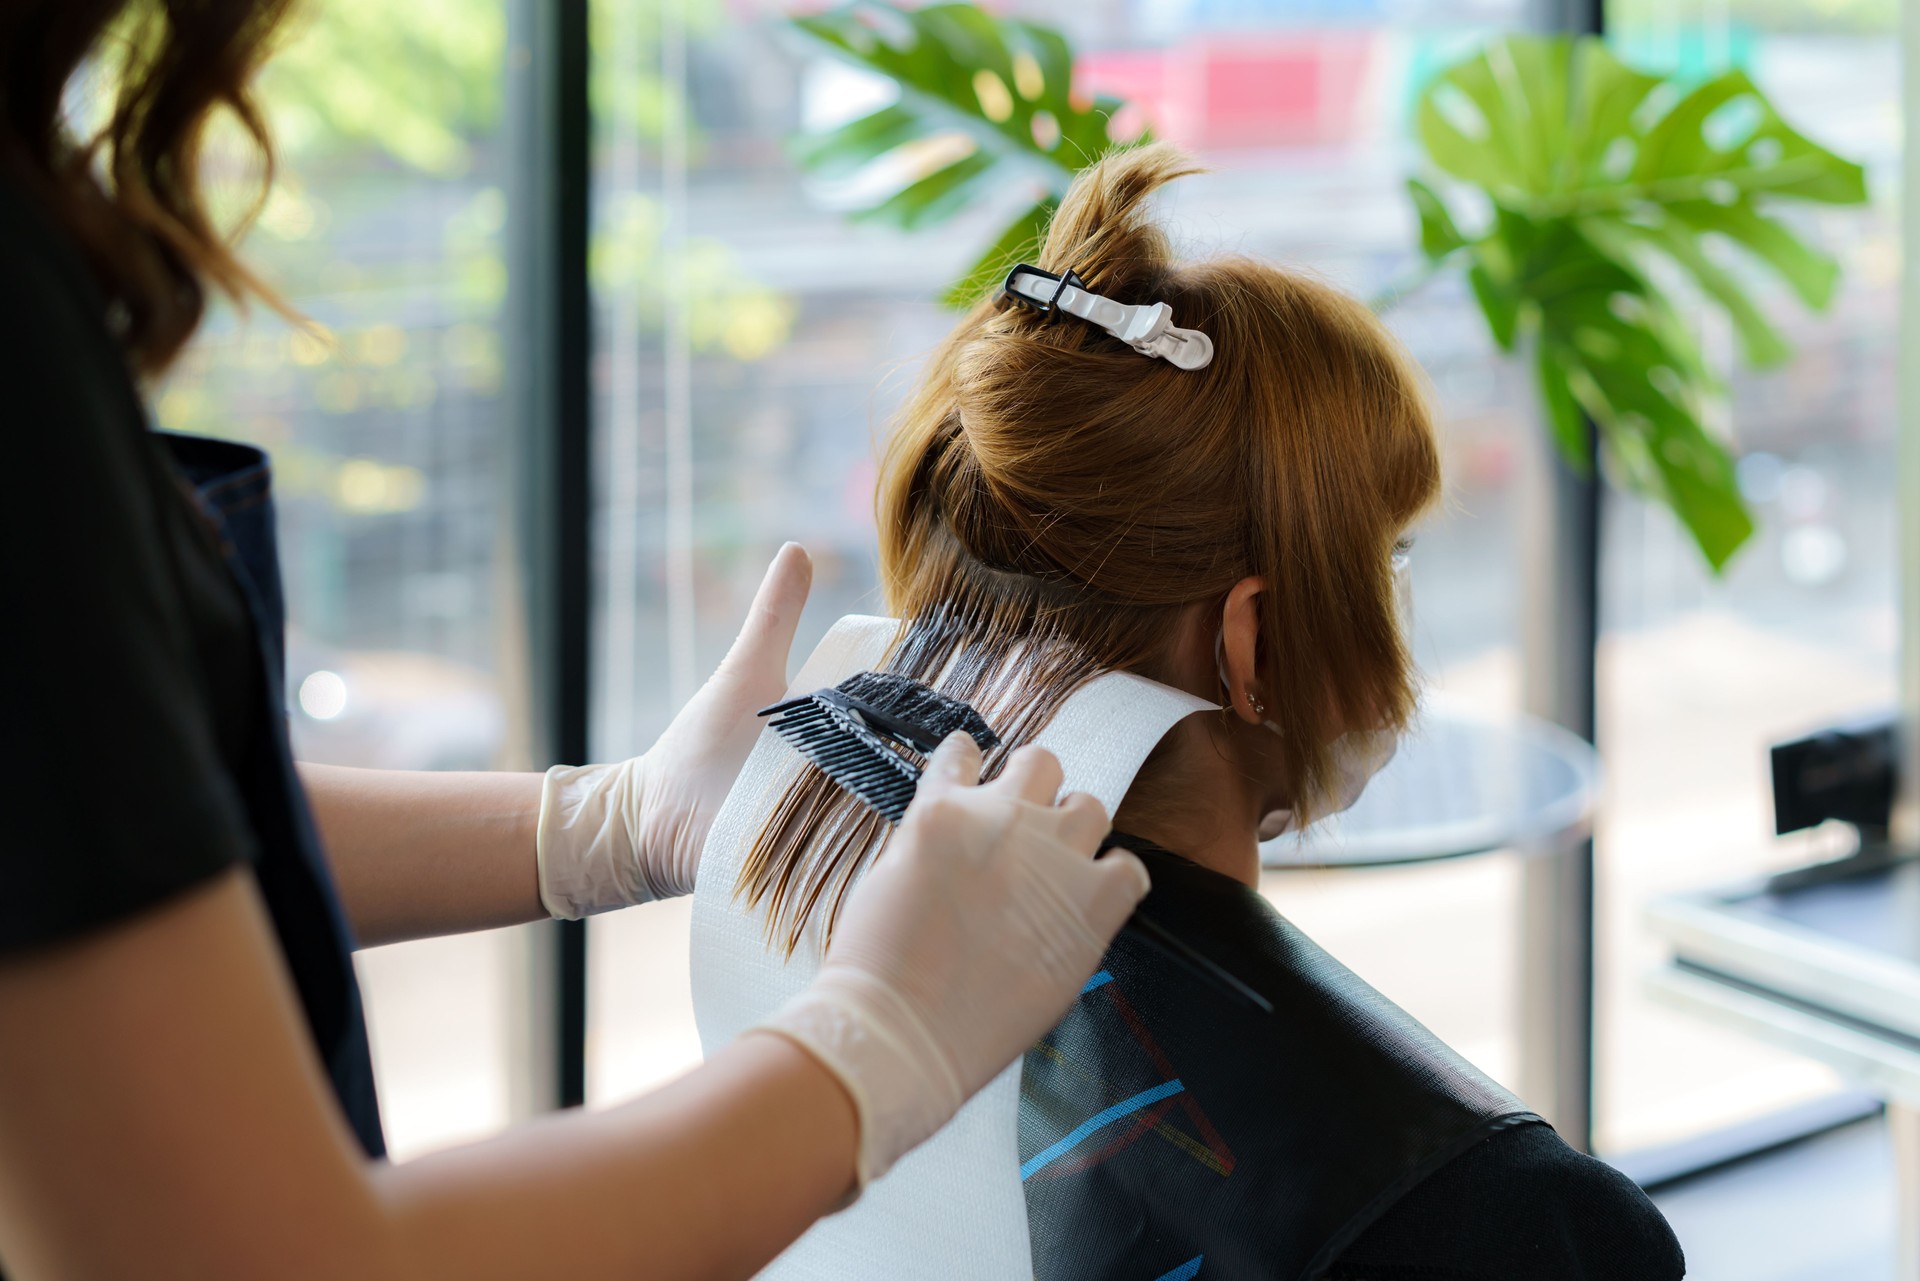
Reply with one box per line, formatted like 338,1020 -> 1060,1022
535,543 -> 812,917
750,734 -> 1151,1188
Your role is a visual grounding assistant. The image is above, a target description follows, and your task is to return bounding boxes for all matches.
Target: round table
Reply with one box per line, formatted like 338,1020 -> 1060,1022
1259,702 -> 1600,869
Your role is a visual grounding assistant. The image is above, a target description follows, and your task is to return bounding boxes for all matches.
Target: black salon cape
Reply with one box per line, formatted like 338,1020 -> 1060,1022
1019,847 -> 1683,1281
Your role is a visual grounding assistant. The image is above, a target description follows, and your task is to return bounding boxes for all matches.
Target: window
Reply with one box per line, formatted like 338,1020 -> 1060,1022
1597,0 -> 1899,1154
585,0 -> 1546,1107
168,0 -> 1890,1167
156,0 -> 537,1159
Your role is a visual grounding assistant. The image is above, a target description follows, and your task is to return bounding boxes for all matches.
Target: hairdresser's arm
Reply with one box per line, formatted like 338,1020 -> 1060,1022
0,740 -> 1146,1281
0,867 -> 854,1281
300,765 -> 546,947
303,544 -> 814,949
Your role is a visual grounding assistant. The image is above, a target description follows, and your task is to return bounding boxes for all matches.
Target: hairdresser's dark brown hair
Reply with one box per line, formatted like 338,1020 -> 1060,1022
0,0 -> 296,377
739,144 -> 1442,953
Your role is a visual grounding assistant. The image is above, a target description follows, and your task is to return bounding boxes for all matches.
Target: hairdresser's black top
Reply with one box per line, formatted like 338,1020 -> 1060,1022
1021,844 -> 1682,1281
0,173 -> 383,1162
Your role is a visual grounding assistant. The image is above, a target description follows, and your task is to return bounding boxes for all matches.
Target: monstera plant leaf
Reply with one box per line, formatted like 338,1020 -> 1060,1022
790,1 -> 1143,307
1406,34 -> 1866,571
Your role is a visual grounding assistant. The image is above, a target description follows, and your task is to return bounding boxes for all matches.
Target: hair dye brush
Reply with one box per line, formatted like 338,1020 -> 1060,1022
760,673 -> 1274,1015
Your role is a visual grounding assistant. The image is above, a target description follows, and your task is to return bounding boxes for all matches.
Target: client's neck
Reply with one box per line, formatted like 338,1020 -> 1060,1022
1111,712 -> 1264,888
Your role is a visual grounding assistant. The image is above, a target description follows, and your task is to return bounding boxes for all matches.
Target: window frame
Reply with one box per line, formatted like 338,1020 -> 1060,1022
507,0 -> 593,1110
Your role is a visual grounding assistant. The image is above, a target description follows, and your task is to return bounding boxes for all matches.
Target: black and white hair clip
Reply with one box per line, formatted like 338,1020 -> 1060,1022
1002,262 -> 1214,371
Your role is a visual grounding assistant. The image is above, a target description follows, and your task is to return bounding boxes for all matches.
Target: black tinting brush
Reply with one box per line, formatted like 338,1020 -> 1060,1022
760,672 -> 1002,822
760,673 -> 1274,1015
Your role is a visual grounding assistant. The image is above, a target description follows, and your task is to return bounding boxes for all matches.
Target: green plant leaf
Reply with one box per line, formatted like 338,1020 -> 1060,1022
1503,218 -> 1752,566
1630,70 -> 1866,206
792,103 -> 932,177
1406,177 -> 1466,260
1563,42 -> 1662,190
1415,86 -> 1508,193
1468,260 -> 1521,351
1534,340 -> 1590,467
789,1 -> 1142,247
1666,200 -> 1840,309
1405,32 -> 1866,572
941,199 -> 1054,309
854,148 -> 997,230
1487,34 -> 1571,191
1648,426 -> 1756,571
1587,217 -> 1791,367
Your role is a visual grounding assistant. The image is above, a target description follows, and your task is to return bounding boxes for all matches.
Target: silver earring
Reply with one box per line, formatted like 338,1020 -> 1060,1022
1248,694 -> 1266,716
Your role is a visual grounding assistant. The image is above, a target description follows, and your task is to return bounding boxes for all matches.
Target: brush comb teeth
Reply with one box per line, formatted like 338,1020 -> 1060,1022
759,674 -> 1000,823
757,695 -> 919,824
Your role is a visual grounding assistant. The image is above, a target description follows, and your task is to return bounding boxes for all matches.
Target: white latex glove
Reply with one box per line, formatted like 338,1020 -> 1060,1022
535,543 -> 812,917
750,735 -> 1151,1189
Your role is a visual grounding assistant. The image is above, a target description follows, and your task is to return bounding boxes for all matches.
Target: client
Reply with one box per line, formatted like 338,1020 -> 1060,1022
696,144 -> 1682,1280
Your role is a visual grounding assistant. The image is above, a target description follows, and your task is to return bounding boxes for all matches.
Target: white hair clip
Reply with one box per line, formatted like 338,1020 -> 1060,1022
1002,263 -> 1214,371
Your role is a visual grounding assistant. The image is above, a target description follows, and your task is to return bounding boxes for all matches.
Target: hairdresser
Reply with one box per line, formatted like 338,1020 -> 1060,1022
0,8 -> 1151,1281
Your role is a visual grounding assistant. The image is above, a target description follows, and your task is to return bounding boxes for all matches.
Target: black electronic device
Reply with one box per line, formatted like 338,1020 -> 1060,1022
1770,711 -> 1898,839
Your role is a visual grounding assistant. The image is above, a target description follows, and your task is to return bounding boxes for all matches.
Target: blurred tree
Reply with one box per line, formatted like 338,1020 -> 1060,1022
262,0 -> 505,175
244,0 -> 790,358
259,0 -> 717,171
1402,34 -> 1866,571
153,0 -> 791,504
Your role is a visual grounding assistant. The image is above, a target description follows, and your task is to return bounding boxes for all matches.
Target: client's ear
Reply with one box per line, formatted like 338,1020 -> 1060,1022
1219,577 -> 1267,725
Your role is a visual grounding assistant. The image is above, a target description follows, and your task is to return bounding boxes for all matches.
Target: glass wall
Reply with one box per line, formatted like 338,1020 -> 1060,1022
147,0 -> 1893,1166
1597,0 -> 1900,1154
585,0 -> 1549,1107
155,1 -> 535,1159
580,0 -> 1904,1157
179,0 -> 1894,1165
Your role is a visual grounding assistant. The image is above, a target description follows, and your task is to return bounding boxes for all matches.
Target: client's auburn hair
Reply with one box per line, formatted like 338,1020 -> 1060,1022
740,144 -> 1440,953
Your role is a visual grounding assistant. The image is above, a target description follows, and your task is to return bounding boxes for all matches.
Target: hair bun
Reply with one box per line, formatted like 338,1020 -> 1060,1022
1033,143 -> 1205,300
742,140 -> 1446,950
909,146 -> 1215,582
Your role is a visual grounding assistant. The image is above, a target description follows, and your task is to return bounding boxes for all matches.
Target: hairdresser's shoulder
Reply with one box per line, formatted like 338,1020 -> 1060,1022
0,168 -> 111,325
1330,1119 -> 1685,1281
0,168 -> 150,465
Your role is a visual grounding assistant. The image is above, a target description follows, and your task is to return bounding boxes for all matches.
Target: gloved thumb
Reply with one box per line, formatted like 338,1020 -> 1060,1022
712,543 -> 812,693
921,731 -> 984,791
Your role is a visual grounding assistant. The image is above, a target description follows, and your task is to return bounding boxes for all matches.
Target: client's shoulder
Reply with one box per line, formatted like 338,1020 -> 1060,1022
1330,1120 -> 1685,1281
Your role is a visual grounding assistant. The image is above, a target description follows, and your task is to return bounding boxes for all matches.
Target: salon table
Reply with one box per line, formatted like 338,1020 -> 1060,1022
1260,701 -> 1600,869
1257,701 -> 1601,1145
1646,846 -> 1920,1278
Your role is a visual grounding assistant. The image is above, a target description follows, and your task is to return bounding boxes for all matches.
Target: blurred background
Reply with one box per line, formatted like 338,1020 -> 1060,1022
158,0 -> 1901,1272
